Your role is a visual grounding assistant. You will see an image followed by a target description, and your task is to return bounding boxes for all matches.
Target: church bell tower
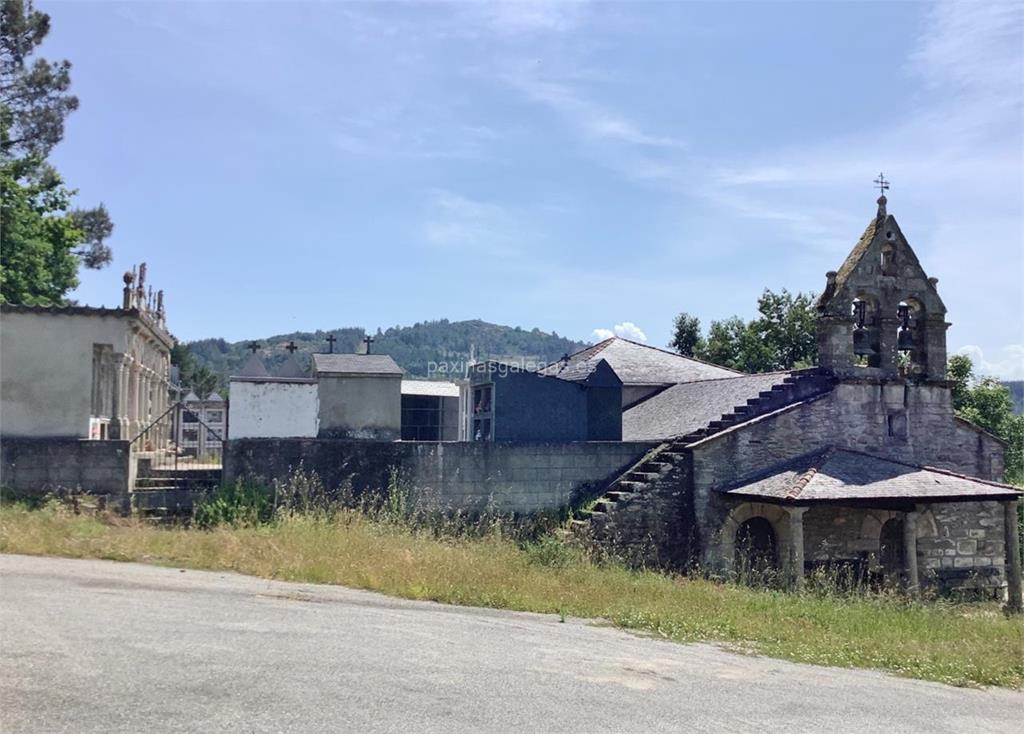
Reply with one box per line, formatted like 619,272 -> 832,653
816,180 -> 948,382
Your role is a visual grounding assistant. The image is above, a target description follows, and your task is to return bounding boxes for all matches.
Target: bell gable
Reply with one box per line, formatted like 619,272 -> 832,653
817,195 -> 949,382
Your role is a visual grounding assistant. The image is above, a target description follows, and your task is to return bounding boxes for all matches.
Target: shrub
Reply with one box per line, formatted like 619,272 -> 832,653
193,481 -> 273,528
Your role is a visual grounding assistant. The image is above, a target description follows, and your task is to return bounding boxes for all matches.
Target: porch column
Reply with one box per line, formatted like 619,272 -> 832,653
1004,499 -> 1022,614
903,510 -> 920,596
786,506 -> 808,591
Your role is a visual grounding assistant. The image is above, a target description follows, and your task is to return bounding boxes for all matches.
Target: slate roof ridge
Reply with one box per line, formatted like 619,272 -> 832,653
538,338 -> 615,376
784,447 -> 836,500
606,337 -> 745,376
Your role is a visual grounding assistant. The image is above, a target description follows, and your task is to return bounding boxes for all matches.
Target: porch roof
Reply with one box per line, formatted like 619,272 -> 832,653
718,448 -> 1021,504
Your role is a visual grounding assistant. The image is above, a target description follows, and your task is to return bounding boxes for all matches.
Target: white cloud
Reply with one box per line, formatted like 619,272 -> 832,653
469,1 -> 588,35
502,66 -> 686,154
592,322 -> 647,343
954,345 -> 1024,381
424,189 -> 511,248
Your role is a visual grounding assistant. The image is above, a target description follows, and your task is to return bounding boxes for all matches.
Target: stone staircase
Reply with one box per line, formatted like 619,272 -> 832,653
131,468 -> 220,519
570,369 -> 836,561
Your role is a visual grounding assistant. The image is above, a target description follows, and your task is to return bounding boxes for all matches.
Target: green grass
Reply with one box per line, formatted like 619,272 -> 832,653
1,502 -> 1022,689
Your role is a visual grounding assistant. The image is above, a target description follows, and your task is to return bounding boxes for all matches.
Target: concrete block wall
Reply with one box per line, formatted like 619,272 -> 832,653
224,439 -> 654,514
0,438 -> 131,502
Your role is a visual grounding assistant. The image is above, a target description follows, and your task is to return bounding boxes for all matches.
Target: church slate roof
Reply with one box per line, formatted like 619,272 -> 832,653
539,337 -> 739,385
621,372 -> 790,440
312,353 -> 403,376
718,448 -> 1021,503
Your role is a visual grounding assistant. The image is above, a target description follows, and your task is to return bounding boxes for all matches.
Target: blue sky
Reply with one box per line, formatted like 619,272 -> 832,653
46,1 -> 1023,377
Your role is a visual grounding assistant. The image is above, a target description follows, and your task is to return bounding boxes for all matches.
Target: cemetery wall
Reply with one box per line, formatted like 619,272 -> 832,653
0,438 -> 131,501
224,438 -> 655,514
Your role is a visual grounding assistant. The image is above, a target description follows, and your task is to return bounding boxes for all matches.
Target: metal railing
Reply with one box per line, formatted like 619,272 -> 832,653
129,401 -> 225,472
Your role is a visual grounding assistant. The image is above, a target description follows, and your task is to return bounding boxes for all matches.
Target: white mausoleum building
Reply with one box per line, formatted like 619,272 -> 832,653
0,264 -> 173,443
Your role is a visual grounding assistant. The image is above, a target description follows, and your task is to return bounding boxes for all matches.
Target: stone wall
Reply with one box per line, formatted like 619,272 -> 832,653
917,501 -> 1007,595
585,449 -> 695,568
224,439 -> 653,514
694,383 -> 1004,552
0,438 -> 131,503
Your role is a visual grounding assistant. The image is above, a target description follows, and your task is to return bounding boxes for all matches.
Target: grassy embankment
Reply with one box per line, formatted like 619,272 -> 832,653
2,500 -> 1022,689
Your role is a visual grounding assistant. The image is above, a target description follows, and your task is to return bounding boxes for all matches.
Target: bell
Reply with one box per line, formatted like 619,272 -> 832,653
853,327 -> 877,356
898,328 -> 915,351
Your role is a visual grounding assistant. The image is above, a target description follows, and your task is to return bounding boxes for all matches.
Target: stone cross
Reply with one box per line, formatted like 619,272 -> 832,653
874,172 -> 889,195
326,335 -> 337,354
285,341 -> 298,354
363,335 -> 375,354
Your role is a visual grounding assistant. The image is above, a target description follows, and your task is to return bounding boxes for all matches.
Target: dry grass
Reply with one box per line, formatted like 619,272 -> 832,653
2,503 -> 1022,689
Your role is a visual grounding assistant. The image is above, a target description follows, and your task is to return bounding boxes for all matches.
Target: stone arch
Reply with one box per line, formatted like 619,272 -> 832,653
897,297 -> 927,376
735,517 -> 778,577
718,502 -> 791,580
851,293 -> 881,368
878,517 -> 904,581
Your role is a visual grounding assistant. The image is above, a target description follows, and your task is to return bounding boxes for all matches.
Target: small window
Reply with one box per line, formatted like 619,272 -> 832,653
887,412 -> 908,440
206,410 -> 224,424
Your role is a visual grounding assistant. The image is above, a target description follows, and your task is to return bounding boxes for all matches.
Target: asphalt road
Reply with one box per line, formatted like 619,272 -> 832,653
0,555 -> 1019,733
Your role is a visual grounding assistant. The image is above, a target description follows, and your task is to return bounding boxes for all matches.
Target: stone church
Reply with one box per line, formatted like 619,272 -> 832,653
576,194 -> 1021,603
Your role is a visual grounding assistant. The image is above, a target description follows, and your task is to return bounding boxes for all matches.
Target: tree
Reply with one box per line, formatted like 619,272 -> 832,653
669,312 -> 704,357
171,342 -> 222,399
0,0 -> 112,305
0,160 -> 81,304
750,289 -> 817,370
949,355 -> 1023,486
672,288 -> 818,373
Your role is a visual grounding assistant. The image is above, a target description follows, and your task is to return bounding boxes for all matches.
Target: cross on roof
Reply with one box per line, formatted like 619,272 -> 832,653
285,341 -> 298,354
247,341 -> 260,354
874,172 -> 890,195
326,335 -> 337,354
363,335 -> 375,354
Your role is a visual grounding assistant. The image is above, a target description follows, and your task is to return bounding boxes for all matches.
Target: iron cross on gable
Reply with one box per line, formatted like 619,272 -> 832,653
363,335 -> 375,354
285,341 -> 299,354
874,172 -> 890,195
326,335 -> 337,354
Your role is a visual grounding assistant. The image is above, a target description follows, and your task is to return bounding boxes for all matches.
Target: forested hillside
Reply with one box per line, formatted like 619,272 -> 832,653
186,319 -> 588,382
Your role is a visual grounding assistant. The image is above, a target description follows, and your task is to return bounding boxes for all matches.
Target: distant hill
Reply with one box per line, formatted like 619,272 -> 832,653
1004,381 -> 1024,415
186,319 -> 589,384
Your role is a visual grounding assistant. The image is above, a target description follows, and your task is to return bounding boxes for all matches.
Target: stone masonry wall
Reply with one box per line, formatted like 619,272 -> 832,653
586,451 -> 695,568
693,381 -> 1006,585
0,438 -> 131,504
225,439 -> 654,514
918,501 -> 1007,595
